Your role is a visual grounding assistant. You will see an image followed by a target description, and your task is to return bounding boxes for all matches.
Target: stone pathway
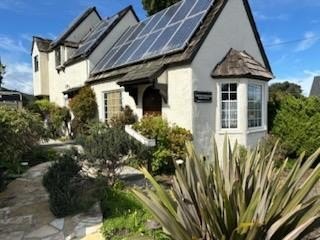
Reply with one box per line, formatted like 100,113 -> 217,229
0,162 -> 103,240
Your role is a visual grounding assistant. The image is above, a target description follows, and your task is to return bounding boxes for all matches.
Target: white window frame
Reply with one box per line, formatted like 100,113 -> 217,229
103,90 -> 122,122
220,82 -> 239,130
248,83 -> 263,129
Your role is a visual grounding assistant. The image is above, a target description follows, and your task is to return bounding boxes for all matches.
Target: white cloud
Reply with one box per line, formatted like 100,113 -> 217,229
0,35 -> 28,54
2,62 -> 33,94
295,32 -> 319,52
254,11 -> 289,21
263,36 -> 285,50
272,70 -> 320,96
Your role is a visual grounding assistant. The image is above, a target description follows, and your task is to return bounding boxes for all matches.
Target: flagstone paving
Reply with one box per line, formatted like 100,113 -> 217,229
0,162 -> 103,240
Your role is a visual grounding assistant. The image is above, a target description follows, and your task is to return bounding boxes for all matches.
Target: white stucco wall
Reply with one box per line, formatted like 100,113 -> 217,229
161,66 -> 193,131
64,60 -> 89,88
32,43 -> 49,96
190,0 -> 269,156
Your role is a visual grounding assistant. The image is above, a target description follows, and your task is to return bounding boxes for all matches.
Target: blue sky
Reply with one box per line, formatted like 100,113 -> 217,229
0,0 -> 319,95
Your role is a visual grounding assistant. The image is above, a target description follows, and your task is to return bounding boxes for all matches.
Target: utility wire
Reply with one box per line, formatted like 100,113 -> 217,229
264,36 -> 320,47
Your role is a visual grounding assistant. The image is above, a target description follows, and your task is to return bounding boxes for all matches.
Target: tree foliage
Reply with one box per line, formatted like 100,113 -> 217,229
0,107 -> 46,174
142,0 -> 180,16
272,96 -> 320,158
28,99 -> 71,138
69,86 -> 98,136
269,81 -> 303,101
268,81 -> 303,131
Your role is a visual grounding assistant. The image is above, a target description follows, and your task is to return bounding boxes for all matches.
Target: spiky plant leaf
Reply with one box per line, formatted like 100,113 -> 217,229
132,137 -> 320,240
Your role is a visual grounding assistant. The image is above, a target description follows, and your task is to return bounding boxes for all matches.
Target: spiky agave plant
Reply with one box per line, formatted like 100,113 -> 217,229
132,137 -> 320,240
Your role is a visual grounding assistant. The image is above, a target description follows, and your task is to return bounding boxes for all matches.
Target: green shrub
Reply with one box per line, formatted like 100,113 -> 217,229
109,105 -> 137,128
133,116 -> 192,174
69,86 -> 98,136
43,150 -> 98,218
0,107 -> 46,174
28,99 -> 71,138
23,146 -> 58,167
133,137 -> 320,240
272,96 -> 320,158
0,168 -> 6,191
79,123 -> 133,186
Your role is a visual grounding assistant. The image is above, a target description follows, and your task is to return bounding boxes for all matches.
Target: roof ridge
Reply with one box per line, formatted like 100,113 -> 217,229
50,7 -> 100,49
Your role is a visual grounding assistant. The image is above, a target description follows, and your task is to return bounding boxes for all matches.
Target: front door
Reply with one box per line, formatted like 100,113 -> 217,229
143,87 -> 162,116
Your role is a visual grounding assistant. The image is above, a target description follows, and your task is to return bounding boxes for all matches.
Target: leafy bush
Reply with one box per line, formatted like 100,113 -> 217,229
23,146 -> 58,167
272,96 -> 320,158
0,107 -> 46,174
43,150 -> 98,218
133,116 -> 192,174
133,137 -> 320,240
69,86 -> 98,136
109,105 -> 137,128
79,123 -> 133,186
28,99 -> 71,138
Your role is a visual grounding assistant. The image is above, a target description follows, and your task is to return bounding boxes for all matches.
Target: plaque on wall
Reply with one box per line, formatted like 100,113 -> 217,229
194,91 -> 212,103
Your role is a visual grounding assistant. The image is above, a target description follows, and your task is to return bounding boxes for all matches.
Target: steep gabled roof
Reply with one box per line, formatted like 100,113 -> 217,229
211,49 -> 273,80
310,76 -> 320,97
50,7 -> 101,49
88,0 -> 271,85
31,36 -> 52,54
64,6 -> 137,67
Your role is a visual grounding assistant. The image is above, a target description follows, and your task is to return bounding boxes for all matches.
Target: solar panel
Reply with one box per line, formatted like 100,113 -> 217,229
71,15 -> 119,59
93,0 -> 213,74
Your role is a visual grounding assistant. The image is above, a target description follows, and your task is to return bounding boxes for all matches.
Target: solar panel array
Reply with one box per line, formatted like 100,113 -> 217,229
93,0 -> 213,74
71,15 -> 119,59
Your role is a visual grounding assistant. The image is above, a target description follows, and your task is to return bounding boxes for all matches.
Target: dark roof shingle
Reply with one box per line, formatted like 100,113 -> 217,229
310,76 -> 320,97
50,7 -> 100,49
211,49 -> 274,80
64,6 -> 136,67
32,37 -> 52,53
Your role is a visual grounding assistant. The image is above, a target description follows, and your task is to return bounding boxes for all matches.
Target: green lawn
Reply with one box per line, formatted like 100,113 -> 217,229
100,187 -> 169,240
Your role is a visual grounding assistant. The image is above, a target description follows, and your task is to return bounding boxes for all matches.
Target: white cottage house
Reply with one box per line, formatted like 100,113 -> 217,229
32,0 -> 273,156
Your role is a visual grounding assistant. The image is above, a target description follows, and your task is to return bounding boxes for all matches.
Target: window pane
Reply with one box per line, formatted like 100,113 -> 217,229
222,93 -> 229,101
230,83 -> 237,91
230,93 -> 237,100
248,84 -> 262,128
221,83 -> 238,129
222,84 -> 229,92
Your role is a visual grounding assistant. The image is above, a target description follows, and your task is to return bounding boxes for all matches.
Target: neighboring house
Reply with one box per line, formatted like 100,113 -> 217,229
33,0 -> 273,156
0,87 -> 23,109
310,76 -> 320,97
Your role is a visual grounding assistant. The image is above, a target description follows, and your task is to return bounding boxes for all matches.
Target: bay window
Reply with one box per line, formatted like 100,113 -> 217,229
248,84 -> 262,128
221,83 -> 238,129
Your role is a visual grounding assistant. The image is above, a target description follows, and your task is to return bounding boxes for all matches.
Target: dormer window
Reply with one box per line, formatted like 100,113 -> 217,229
55,48 -> 61,67
34,55 -> 39,72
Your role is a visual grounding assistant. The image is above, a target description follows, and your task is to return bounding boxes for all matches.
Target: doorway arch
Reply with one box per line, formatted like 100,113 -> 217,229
143,86 -> 162,116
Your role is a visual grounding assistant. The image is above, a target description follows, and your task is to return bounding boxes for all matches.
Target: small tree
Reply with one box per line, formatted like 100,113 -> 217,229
80,123 -> 133,186
142,0 -> 180,16
69,86 -> 98,136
